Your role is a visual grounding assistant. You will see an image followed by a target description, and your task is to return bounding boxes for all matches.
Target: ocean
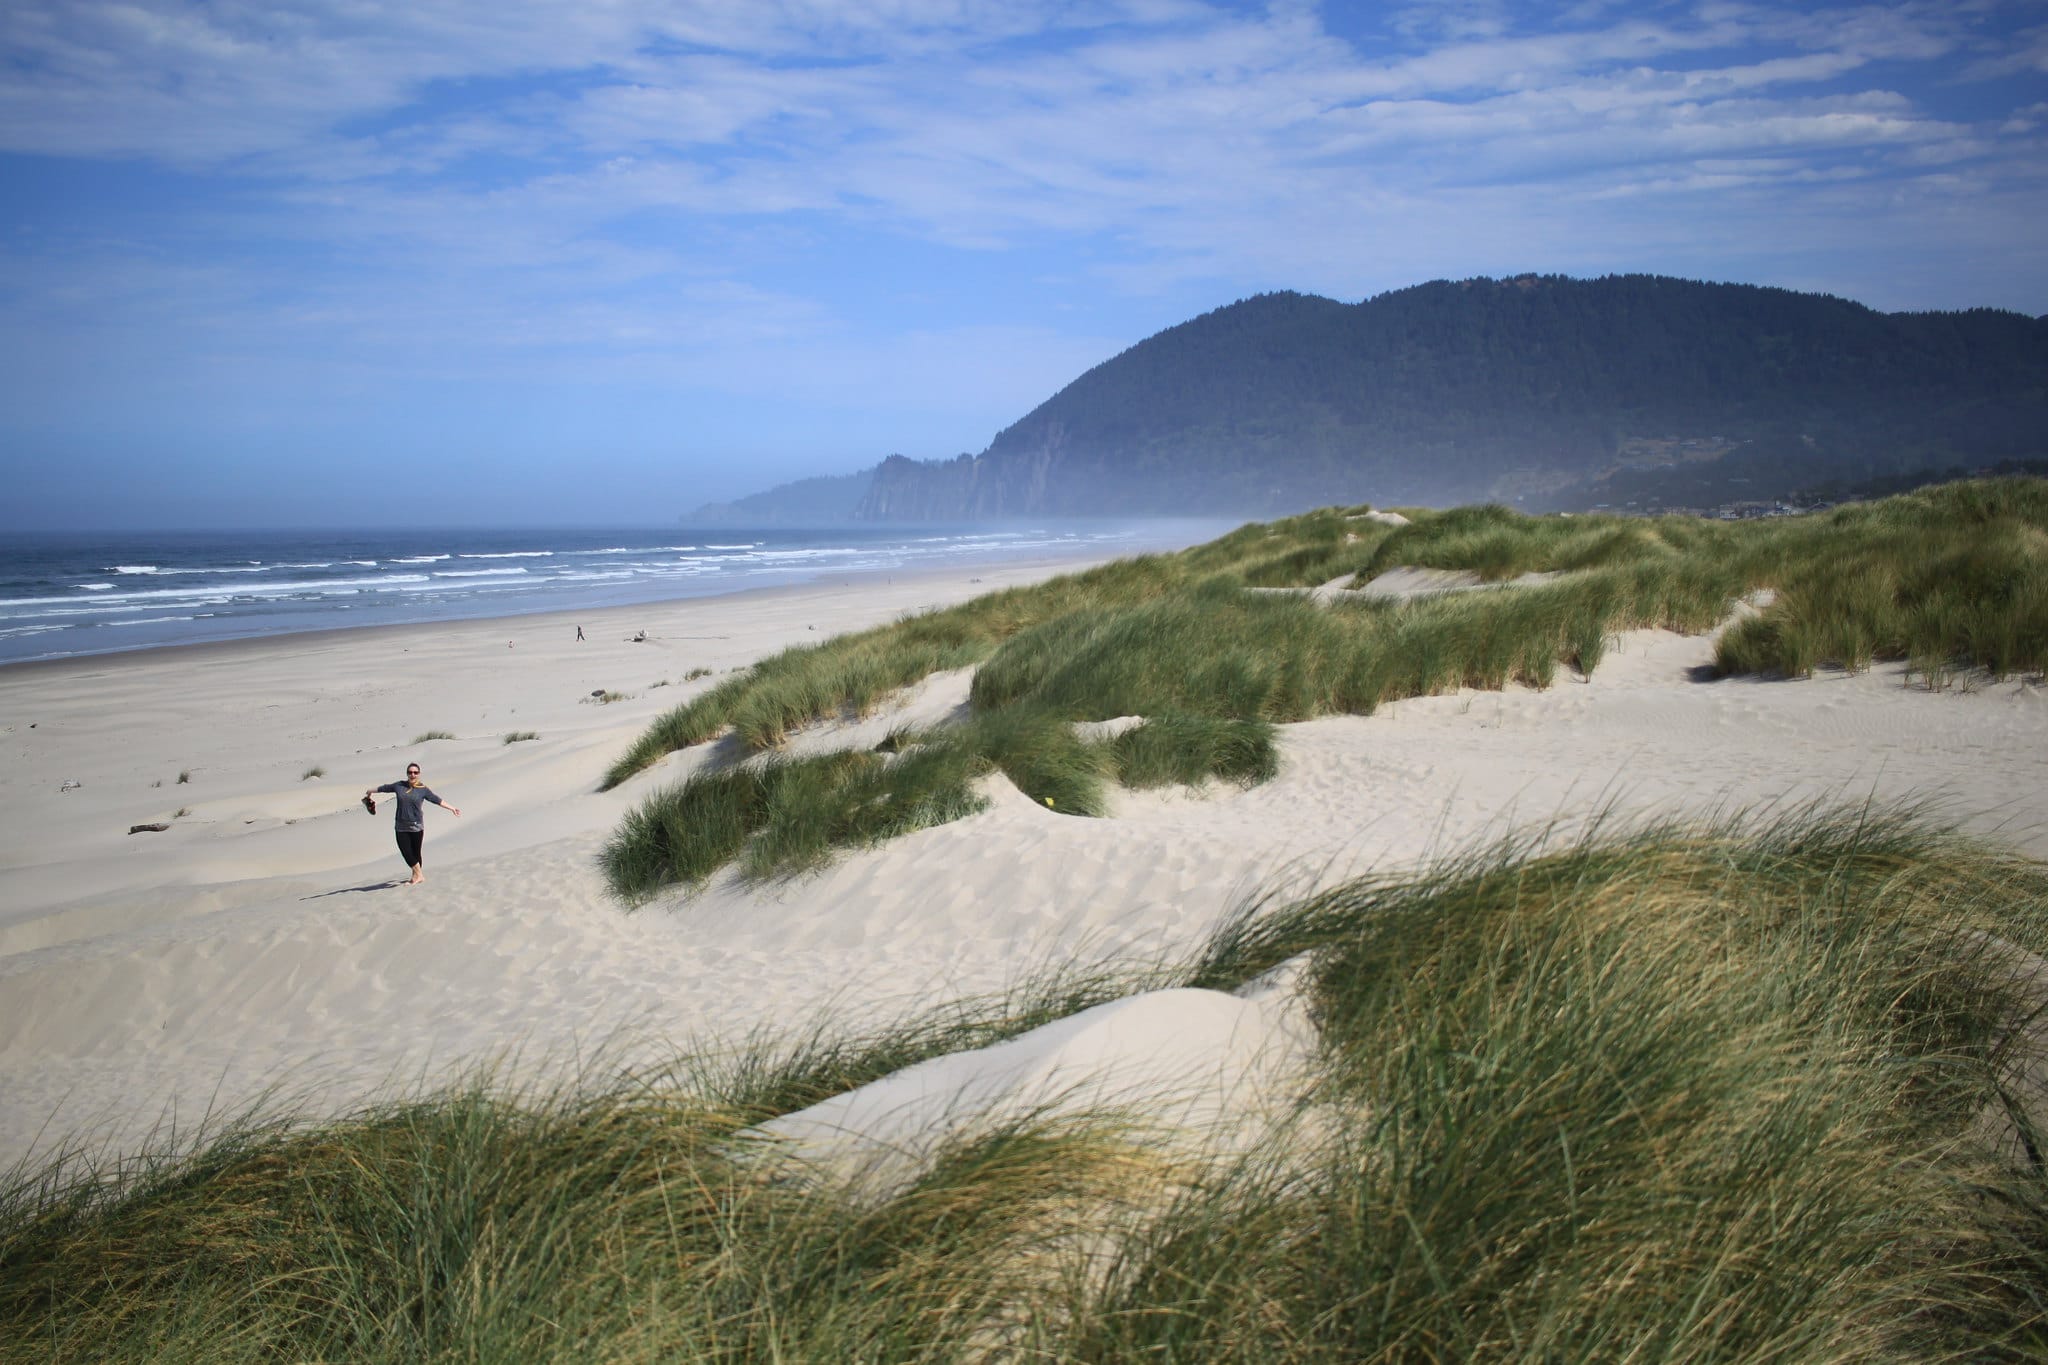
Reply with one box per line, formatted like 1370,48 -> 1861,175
0,521 -> 1222,667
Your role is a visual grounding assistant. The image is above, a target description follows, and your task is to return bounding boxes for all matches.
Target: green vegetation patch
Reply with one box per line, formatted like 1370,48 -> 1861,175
600,551 -> 1201,789
601,703 -> 1288,897
601,479 -> 2048,903
1107,712 -> 1278,790
601,742 -> 989,899
1715,481 -> 2048,683
1088,808 -> 2048,1361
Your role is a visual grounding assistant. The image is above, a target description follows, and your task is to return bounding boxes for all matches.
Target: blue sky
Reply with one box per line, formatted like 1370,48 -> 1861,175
3,0 -> 2044,528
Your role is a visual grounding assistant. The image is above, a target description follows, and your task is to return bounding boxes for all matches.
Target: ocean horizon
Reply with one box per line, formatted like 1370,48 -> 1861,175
0,520 -> 1227,667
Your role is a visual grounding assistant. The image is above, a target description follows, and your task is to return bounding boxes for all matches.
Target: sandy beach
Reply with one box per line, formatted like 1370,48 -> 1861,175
4,550 -> 2046,1172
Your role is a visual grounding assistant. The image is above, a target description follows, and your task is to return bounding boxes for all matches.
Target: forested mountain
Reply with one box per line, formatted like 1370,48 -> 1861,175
846,275 -> 2048,518
684,469 -> 872,525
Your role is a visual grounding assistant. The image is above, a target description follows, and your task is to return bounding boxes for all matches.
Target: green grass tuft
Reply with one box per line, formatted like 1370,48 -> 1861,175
409,730 -> 455,744
960,706 -> 1111,816
501,731 -> 539,744
1106,712 -> 1278,789
599,741 -> 991,900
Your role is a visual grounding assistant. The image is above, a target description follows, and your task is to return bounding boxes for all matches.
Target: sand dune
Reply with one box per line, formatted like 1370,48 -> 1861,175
758,975 -> 1320,1195
3,557 -> 2045,1170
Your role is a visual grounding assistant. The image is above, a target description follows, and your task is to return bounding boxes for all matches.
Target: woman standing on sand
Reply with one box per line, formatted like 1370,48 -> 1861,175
365,762 -> 460,885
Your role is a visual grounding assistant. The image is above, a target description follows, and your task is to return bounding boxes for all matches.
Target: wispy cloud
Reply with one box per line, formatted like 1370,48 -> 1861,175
3,0 -> 2044,518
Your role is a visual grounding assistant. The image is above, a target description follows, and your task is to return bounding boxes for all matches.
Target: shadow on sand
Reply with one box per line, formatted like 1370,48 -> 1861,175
303,879 -> 410,899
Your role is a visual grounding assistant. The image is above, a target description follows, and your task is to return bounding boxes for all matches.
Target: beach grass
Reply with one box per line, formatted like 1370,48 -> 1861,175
299,764 -> 324,780
1105,711 -> 1277,789
409,729 -> 456,744
1714,482 -> 2048,682
1072,807 -> 2048,1362
600,477 -> 2048,902
598,551 -> 1202,790
600,701 -> 1288,897
9,807 -> 2048,1361
502,730 -> 539,744
598,741 -> 991,898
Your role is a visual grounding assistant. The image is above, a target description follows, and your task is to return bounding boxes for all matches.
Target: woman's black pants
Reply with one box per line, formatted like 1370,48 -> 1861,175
396,830 -> 425,868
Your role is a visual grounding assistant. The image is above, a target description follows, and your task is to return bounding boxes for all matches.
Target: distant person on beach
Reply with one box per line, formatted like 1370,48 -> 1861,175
364,763 -> 461,885
576,625 -> 585,642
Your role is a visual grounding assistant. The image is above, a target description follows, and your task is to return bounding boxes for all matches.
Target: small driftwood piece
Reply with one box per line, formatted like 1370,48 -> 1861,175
128,822 -> 171,834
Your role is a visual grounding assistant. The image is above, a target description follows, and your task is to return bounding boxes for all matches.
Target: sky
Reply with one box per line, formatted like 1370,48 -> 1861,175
2,1 -> 2045,529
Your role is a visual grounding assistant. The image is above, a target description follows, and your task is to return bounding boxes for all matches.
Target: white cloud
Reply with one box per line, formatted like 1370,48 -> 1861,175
3,0 -> 2043,395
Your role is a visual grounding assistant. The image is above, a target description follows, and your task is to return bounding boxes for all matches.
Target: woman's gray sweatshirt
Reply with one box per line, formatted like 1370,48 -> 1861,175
374,782 -> 445,832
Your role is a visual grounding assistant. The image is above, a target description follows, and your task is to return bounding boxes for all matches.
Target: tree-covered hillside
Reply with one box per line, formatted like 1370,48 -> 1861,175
853,275 -> 2048,518
685,468 -> 873,526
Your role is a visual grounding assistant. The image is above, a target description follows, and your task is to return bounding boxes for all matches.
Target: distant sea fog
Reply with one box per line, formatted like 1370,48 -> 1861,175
0,521 -> 1230,667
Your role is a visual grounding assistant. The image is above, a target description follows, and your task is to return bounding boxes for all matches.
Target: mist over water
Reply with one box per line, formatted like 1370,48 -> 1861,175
0,521 -> 1227,666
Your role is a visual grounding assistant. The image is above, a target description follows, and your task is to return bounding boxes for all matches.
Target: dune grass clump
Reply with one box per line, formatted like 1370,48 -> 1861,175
971,554 -> 1739,727
1228,506 -> 1390,588
1347,480 -> 2048,692
600,742 -> 990,899
600,763 -> 781,898
298,765 -> 323,780
737,742 -> 990,882
10,808 -> 2048,1361
408,729 -> 455,744
725,639 -> 969,750
1715,480 -> 2048,683
1071,809 -> 2048,1362
1357,500 -> 1727,583
601,701 -> 1290,896
0,1075 -> 1152,1363
502,730 -> 539,744
1106,712 -> 1278,789
971,583 -> 1354,721
959,705 -> 1114,815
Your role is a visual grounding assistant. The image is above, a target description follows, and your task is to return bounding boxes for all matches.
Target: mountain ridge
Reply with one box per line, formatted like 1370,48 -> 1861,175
695,275 -> 2048,521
